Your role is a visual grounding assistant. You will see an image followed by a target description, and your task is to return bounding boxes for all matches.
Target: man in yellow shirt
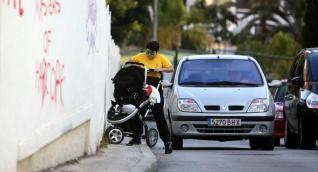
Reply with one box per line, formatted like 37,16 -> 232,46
128,41 -> 174,154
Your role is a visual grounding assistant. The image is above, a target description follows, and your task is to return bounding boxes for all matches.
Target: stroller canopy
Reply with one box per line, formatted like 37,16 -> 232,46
112,62 -> 146,105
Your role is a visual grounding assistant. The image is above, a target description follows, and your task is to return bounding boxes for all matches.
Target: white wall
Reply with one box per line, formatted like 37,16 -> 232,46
0,0 -> 120,171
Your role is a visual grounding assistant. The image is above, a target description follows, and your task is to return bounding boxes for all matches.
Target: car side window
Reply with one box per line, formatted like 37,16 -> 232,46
294,54 -> 305,78
288,55 -> 299,80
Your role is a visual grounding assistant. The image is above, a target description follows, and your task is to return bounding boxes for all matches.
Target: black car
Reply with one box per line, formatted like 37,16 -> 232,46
284,48 -> 318,149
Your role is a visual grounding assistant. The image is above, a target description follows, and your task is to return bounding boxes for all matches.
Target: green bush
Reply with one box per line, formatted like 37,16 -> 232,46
181,26 -> 213,51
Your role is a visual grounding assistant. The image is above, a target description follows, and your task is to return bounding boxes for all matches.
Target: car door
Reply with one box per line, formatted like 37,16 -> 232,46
163,68 -> 176,118
285,53 -> 305,132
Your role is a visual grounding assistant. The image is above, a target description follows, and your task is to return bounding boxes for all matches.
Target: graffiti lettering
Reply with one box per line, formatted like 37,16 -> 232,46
36,0 -> 61,20
86,0 -> 98,54
36,58 -> 65,106
1,0 -> 24,16
43,30 -> 52,54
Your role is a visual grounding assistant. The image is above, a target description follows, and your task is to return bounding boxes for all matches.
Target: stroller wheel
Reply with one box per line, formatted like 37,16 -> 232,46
146,128 -> 158,148
105,126 -> 124,144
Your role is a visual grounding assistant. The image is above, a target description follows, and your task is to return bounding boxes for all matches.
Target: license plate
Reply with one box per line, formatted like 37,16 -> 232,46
208,119 -> 241,126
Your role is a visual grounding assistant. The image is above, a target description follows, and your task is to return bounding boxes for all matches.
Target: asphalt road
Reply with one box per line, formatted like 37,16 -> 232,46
151,139 -> 318,172
151,73 -> 318,172
146,120 -> 318,172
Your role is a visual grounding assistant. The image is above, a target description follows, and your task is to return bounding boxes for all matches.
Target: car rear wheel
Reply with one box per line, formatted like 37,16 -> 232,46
298,115 -> 316,150
172,136 -> 183,150
249,136 -> 274,150
274,138 -> 281,146
284,117 -> 299,148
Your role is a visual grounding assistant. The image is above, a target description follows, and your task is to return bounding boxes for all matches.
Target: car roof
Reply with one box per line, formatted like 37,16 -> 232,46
305,47 -> 318,53
303,48 -> 318,54
181,54 -> 254,61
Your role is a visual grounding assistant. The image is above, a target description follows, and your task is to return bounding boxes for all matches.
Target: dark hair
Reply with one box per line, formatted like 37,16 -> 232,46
146,41 -> 160,52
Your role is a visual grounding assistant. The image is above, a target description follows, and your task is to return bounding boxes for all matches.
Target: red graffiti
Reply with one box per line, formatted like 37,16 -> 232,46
37,0 -> 61,20
43,30 -> 52,54
36,58 -> 65,107
2,0 -> 24,16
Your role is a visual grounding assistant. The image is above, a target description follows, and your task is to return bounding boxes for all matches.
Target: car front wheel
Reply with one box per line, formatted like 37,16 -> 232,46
284,117 -> 299,148
298,115 -> 316,150
172,136 -> 183,150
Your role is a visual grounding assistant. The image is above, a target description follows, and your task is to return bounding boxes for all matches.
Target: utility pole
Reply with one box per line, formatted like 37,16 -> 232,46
153,0 -> 158,41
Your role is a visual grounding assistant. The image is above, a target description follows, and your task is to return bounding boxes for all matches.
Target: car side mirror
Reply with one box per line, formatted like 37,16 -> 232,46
162,80 -> 173,88
291,76 -> 304,86
268,80 -> 282,88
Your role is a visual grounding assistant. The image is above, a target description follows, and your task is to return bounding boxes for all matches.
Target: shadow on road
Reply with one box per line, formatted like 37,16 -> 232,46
181,147 -> 251,151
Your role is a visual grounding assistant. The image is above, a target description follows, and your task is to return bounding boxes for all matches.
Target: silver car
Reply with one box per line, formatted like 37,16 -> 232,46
163,55 -> 275,150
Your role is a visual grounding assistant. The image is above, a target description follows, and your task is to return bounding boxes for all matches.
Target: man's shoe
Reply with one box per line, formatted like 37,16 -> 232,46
164,141 -> 173,154
126,137 -> 141,146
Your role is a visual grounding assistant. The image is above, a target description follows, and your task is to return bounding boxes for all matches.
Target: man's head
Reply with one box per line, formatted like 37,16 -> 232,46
146,41 -> 160,58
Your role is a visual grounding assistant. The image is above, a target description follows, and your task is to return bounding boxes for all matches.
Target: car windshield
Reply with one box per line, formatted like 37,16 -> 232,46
310,54 -> 318,81
178,59 -> 264,87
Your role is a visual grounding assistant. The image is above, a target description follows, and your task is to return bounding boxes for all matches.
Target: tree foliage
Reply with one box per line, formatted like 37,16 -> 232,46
188,0 -> 237,42
302,0 -> 318,47
237,32 -> 301,79
106,0 -> 151,46
239,0 -> 306,43
181,26 -> 213,51
157,0 -> 186,49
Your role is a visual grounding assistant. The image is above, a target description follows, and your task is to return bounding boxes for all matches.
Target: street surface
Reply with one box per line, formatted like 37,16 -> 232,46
148,122 -> 318,172
149,73 -> 318,172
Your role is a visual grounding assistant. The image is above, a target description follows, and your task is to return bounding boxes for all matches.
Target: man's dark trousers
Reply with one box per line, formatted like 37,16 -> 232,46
147,77 -> 171,143
128,77 -> 171,143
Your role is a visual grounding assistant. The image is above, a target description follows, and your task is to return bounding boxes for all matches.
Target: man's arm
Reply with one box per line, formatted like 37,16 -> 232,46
154,66 -> 174,73
157,55 -> 174,73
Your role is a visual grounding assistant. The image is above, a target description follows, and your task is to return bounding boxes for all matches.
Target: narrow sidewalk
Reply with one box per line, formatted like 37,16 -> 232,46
51,143 -> 157,172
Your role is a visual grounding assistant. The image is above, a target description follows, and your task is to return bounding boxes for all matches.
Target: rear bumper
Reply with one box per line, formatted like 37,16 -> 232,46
274,119 -> 284,138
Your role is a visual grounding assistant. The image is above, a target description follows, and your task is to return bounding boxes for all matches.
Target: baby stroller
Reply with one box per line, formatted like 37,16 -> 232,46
105,62 -> 159,147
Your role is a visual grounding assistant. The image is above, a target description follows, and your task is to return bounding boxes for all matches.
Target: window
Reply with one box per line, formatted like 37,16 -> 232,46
294,54 -> 305,78
178,59 -> 263,86
309,54 -> 318,81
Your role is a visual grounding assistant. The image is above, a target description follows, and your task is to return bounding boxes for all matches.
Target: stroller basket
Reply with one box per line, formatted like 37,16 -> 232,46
107,100 -> 150,124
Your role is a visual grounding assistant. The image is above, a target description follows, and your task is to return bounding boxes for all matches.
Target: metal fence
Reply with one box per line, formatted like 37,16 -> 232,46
121,48 -> 294,80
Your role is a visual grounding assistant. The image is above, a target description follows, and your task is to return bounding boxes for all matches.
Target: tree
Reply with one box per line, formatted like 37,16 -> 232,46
106,0 -> 151,46
302,0 -> 318,47
237,32 -> 301,79
188,1 -> 237,42
241,0 -> 289,38
181,26 -> 213,51
157,0 -> 186,49
240,0 -> 306,43
282,0 -> 305,43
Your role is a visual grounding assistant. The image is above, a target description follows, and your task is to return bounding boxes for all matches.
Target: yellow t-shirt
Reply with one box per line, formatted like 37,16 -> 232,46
131,53 -> 172,78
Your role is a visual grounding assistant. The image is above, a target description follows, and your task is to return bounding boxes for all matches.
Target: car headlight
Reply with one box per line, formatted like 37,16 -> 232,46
177,99 -> 201,112
247,99 -> 269,113
306,92 -> 318,108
